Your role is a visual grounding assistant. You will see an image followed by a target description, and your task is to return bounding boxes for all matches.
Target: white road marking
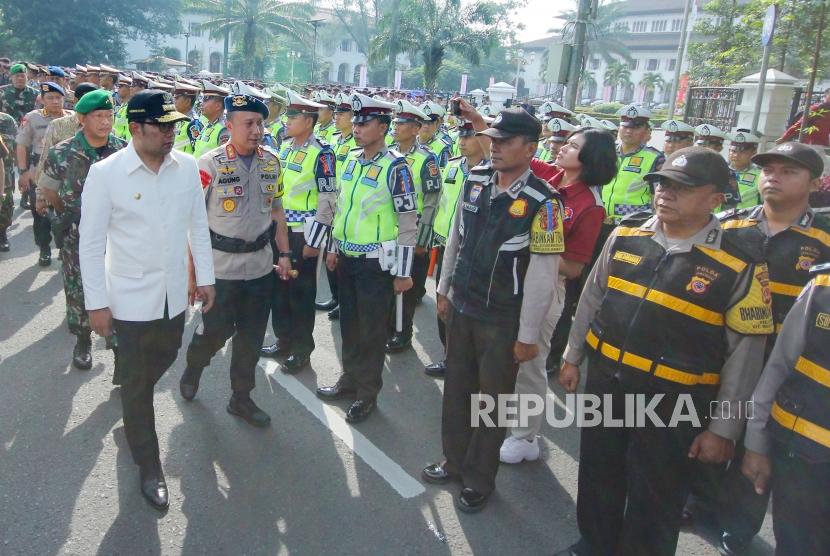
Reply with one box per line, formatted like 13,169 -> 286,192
259,359 -> 426,499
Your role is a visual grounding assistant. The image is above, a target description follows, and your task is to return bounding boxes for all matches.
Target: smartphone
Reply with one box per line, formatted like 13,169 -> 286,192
451,99 -> 462,117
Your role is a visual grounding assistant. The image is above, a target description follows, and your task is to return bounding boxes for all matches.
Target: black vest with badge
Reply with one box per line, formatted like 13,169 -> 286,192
448,162 -> 562,326
768,266 -> 830,463
721,206 -> 830,337
587,213 -> 773,396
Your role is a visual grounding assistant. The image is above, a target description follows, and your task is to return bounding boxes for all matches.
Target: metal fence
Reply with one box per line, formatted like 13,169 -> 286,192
683,87 -> 742,130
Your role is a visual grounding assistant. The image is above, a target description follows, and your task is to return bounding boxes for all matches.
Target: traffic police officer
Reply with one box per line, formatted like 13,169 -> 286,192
601,104 -> 664,226
385,99 -> 441,353
312,90 -> 338,144
260,90 -> 336,373
172,81 -> 201,153
424,118 -> 488,378
546,118 -> 577,161
538,102 -> 575,161
39,90 -> 125,371
192,81 -> 230,158
16,81 -> 72,265
728,129 -> 762,209
711,142 -> 830,554
695,123 -> 727,152
316,93 -> 417,424
660,119 -> 695,157
556,147 -> 773,556
419,101 -> 452,168
264,86 -> 287,150
180,91 -> 291,427
422,107 -> 564,512
741,264 -> 830,555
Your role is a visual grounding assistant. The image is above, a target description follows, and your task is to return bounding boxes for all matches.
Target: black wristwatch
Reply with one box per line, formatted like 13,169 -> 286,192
278,252 -> 291,258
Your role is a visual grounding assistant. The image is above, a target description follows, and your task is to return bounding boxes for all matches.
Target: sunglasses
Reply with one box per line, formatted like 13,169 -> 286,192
142,121 -> 176,133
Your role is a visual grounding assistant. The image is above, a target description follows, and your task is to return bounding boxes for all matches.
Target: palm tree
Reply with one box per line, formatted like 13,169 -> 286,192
578,71 -> 597,101
188,0 -> 313,78
604,60 -> 631,102
370,0 -> 503,90
554,0 -> 632,66
638,72 -> 665,102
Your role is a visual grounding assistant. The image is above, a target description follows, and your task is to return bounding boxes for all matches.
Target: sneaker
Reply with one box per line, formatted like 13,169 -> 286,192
499,435 -> 540,464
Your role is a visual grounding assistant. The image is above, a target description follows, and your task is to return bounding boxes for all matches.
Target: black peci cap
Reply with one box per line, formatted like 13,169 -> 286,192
127,90 -> 189,124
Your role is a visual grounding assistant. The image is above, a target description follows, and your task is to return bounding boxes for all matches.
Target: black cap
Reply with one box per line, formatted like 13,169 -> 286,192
752,142 -> 825,179
73,83 -> 99,101
127,90 -> 189,124
477,108 -> 542,140
224,94 -> 269,119
644,147 -> 731,192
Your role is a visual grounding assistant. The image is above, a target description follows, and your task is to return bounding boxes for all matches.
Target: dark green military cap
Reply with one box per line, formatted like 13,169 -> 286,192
74,89 -> 114,114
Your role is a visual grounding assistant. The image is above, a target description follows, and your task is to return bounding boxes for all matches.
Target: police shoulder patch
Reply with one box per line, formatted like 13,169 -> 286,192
725,263 -> 774,335
530,199 -> 565,254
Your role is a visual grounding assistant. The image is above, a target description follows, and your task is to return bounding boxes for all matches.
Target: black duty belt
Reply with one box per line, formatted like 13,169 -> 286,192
210,229 -> 271,253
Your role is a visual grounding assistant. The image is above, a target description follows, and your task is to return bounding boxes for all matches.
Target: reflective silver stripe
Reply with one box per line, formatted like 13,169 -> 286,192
512,258 -> 519,295
397,245 -> 414,277
499,233 -> 530,251
523,187 -> 547,202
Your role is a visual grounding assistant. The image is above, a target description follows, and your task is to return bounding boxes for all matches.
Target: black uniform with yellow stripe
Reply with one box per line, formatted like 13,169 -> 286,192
588,212 -> 773,394
720,206 -> 830,337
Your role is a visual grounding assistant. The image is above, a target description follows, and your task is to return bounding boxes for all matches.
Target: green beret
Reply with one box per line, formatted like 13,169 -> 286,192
10,63 -> 25,75
74,89 -> 114,114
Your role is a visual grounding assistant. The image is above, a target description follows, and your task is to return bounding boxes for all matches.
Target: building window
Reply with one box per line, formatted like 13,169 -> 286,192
590,58 -> 600,70
632,21 -> 647,33
614,21 -> 630,32
651,20 -> 667,32
340,40 -> 351,52
629,59 -> 639,70
337,63 -> 349,83
667,59 -> 676,71
671,18 -> 683,32
188,22 -> 202,37
647,58 -> 659,71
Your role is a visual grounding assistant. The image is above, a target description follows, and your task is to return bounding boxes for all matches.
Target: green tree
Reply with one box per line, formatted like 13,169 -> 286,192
1,0 -> 182,65
578,71 -> 597,100
604,60 -> 631,101
370,0 -> 509,90
553,0 -> 632,66
639,72 -> 666,101
188,0 -> 313,79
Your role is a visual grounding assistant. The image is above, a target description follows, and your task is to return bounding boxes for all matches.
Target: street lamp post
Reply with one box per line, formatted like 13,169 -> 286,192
306,18 -> 325,85
288,51 -> 300,84
514,49 -> 524,89
184,31 -> 191,73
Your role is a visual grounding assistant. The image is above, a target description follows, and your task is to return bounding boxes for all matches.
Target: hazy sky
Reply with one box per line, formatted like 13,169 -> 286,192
511,0 -> 565,42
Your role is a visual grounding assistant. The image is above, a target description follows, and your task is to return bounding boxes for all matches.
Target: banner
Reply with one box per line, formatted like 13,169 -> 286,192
359,65 -> 368,88
394,70 -> 402,90
460,74 -> 468,94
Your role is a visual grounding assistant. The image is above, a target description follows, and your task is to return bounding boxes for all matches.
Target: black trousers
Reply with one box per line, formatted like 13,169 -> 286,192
441,306 -> 519,495
337,255 -> 394,400
386,251 -> 429,340
114,306 -> 185,466
547,276 -> 583,362
326,267 -> 338,303
271,232 -> 318,357
711,436 -> 770,543
576,361 -> 723,556
28,179 -> 52,249
771,442 -> 830,555
186,272 -> 272,394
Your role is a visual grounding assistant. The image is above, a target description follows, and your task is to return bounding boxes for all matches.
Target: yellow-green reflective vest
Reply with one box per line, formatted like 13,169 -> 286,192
602,147 -> 661,221
333,151 -> 399,254
315,121 -> 337,144
735,165 -> 762,209
433,156 -> 469,243
397,144 -> 430,214
279,139 -> 324,228
193,119 -> 226,159
113,104 -> 130,140
333,132 -> 357,177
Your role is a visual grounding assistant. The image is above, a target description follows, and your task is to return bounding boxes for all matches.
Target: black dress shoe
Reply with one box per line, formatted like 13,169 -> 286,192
20,197 -> 29,210
227,394 -> 271,427
316,382 -> 357,401
719,531 -> 750,556
38,246 -> 51,267
456,487 -> 488,513
72,335 -> 92,370
260,340 -> 291,359
280,354 -> 310,374
139,463 -> 169,510
346,399 -> 376,423
421,462 -> 459,484
0,231 -> 9,252
327,306 -> 339,320
179,366 -> 203,401
385,333 -> 411,353
316,299 -> 338,311
424,360 -> 446,378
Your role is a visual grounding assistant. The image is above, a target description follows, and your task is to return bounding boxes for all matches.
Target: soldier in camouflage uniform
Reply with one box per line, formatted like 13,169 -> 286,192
0,111 -> 16,251
0,64 -> 38,124
39,90 -> 125,370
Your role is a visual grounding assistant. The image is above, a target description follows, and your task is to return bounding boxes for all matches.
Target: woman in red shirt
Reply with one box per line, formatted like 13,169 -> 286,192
501,128 -> 618,464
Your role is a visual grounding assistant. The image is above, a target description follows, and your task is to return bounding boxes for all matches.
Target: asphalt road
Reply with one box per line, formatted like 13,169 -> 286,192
0,201 -> 776,555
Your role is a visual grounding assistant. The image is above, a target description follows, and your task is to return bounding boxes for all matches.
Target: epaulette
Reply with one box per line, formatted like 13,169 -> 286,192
469,160 -> 493,173
448,155 -> 463,162
260,144 -> 279,158
810,262 -> 830,276
716,207 -> 752,222
618,211 -> 653,226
